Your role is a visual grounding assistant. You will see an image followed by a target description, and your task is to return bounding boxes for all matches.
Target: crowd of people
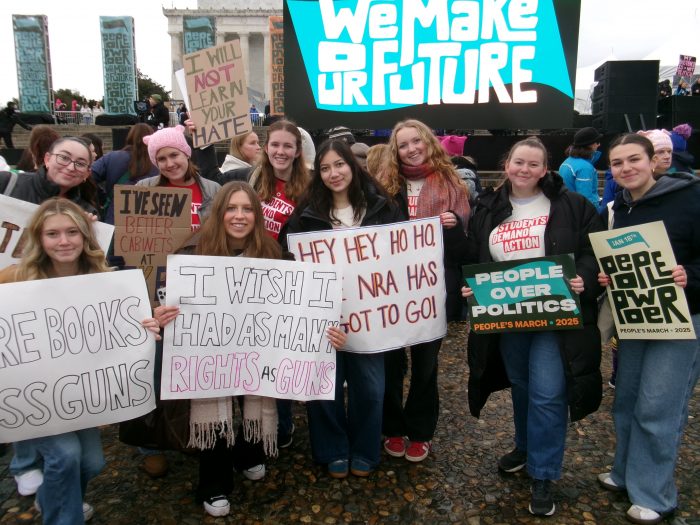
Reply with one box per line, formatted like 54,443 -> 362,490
0,115 -> 697,525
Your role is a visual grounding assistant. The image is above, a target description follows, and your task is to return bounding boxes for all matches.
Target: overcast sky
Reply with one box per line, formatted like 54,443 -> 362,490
0,0 -> 698,105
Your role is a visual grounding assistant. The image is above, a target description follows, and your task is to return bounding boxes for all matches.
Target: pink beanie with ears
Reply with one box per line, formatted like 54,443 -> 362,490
637,129 -> 672,152
143,125 -> 192,165
440,135 -> 467,156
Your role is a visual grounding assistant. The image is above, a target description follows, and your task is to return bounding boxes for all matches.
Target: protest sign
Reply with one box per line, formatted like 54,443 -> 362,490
676,55 -> 696,78
288,218 -> 446,353
0,270 -> 155,442
589,221 -> 695,340
12,15 -> 52,113
161,254 -> 342,401
113,185 -> 192,306
184,40 -> 252,148
462,255 -> 581,334
100,16 -> 138,115
0,194 -> 114,271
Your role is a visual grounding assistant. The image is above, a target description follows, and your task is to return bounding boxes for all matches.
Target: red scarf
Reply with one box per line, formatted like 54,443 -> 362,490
400,163 -> 470,229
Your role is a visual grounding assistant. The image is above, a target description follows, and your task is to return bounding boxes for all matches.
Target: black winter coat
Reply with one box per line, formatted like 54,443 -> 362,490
2,167 -> 97,214
463,173 -> 604,422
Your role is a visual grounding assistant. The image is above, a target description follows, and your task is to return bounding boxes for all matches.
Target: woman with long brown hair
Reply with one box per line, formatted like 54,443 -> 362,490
155,181 -> 345,516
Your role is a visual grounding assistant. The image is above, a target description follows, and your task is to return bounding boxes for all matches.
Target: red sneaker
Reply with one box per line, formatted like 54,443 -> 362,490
383,437 -> 406,457
405,441 -> 431,462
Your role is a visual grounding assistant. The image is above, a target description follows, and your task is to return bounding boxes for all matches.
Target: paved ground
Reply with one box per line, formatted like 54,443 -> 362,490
1,322 -> 698,524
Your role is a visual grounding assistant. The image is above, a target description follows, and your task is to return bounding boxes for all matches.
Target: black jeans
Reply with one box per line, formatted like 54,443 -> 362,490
382,338 -> 442,442
0,131 -> 13,149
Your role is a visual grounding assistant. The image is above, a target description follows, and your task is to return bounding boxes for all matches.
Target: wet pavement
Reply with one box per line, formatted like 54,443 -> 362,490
1,322 -> 698,524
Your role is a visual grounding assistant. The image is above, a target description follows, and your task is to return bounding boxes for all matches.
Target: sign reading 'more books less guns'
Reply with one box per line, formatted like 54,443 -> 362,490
589,221 -> 695,340
463,255 -> 582,334
283,0 -> 581,129
0,270 -> 155,442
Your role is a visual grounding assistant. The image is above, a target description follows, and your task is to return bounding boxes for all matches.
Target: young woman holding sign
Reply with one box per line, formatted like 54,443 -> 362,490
154,181 -> 347,516
376,119 -> 469,463
0,198 -> 160,524
460,137 -> 603,517
137,125 -> 221,230
596,133 -> 700,525
280,139 -> 403,478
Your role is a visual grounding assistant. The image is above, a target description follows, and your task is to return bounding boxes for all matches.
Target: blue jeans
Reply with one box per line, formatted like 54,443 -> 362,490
28,428 -> 104,524
10,440 -> 41,475
610,314 -> 700,514
500,331 -> 568,480
307,351 -> 385,467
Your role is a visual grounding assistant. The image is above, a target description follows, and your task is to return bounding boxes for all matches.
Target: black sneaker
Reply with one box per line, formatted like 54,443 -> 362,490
529,479 -> 555,517
498,448 -> 527,473
278,423 -> 295,449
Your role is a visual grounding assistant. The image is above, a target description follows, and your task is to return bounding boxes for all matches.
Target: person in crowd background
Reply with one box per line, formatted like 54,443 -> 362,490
146,94 -> 170,130
558,126 -> 603,206
365,144 -> 389,180
669,123 -> 695,173
692,78 -> 700,96
0,197 -> 160,523
91,123 -> 158,224
281,139 -> 402,479
461,136 -> 603,517
675,80 -> 690,96
451,155 -> 483,207
14,125 -> 61,173
637,129 -> 673,179
219,130 -> 261,172
0,101 -> 32,149
597,133 -> 699,525
377,118 -> 470,462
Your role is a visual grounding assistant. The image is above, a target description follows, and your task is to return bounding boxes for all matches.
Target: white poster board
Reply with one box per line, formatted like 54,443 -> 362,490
160,254 -> 342,401
0,194 -> 114,270
288,218 -> 447,353
0,270 -> 156,442
589,221 -> 695,339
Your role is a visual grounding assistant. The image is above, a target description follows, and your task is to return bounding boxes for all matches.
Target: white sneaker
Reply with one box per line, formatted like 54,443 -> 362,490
34,499 -> 94,521
597,472 -> 625,492
243,463 -> 266,481
626,504 -> 664,525
203,495 -> 230,517
15,469 -> 43,496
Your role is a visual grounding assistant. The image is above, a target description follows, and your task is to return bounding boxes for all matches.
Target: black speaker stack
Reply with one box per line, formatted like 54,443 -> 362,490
591,60 -> 659,132
657,95 -> 700,129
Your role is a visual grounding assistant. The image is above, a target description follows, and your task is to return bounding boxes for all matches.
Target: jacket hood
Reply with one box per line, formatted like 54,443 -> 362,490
622,171 -> 699,206
220,154 -> 252,172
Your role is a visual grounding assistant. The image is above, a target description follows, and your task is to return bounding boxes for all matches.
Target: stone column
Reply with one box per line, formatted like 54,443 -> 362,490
238,31 -> 250,86
216,30 -> 226,46
170,31 -> 184,100
263,30 -> 271,101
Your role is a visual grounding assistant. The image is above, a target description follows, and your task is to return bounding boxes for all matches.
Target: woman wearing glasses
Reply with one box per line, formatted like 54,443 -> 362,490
0,137 -> 99,502
3,137 -> 98,215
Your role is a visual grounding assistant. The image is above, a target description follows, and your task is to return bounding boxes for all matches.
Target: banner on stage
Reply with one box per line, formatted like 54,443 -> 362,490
160,254 -> 342,401
0,194 -> 114,271
589,221 -> 695,340
113,185 -> 192,307
0,270 -> 155,442
288,218 -> 446,353
463,255 -> 581,333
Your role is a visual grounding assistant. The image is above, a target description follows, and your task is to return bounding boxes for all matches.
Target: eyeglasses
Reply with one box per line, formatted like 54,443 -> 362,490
50,153 -> 90,172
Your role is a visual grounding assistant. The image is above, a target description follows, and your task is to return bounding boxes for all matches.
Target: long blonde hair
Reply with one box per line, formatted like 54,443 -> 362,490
228,131 -> 257,164
15,198 -> 110,281
194,181 -> 281,260
254,120 -> 310,203
380,119 -> 462,196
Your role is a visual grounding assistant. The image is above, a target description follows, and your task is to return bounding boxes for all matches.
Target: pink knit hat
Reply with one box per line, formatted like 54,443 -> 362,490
440,135 -> 467,156
637,129 -> 672,152
143,125 -> 192,165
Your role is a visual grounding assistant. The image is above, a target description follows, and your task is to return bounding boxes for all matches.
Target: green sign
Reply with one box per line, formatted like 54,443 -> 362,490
13,15 -> 52,113
463,254 -> 581,334
100,16 -> 137,114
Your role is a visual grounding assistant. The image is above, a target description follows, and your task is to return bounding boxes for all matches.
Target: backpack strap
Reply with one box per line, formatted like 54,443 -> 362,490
0,171 -> 18,196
